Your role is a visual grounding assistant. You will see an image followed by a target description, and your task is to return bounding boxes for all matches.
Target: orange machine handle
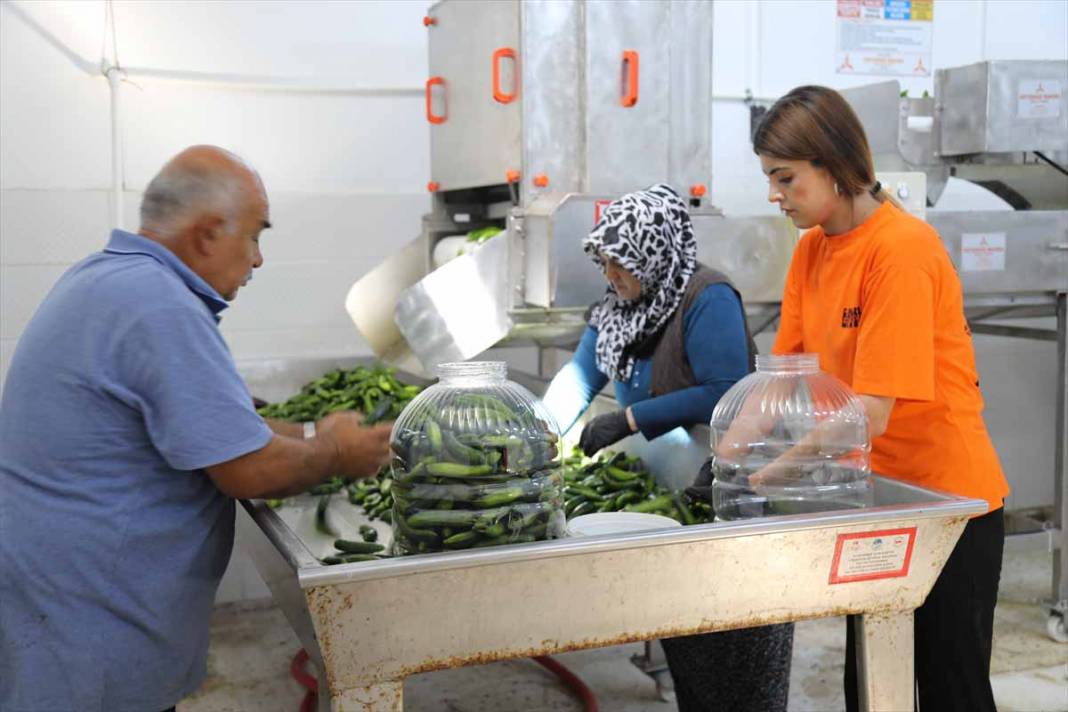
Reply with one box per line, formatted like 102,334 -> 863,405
492,47 -> 518,104
426,76 -> 446,124
621,50 -> 639,107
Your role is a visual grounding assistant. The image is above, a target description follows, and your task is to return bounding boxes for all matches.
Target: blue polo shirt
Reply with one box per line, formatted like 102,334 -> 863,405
0,230 -> 273,711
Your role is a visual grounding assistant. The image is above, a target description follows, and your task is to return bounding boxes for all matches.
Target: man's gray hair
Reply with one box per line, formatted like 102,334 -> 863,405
140,163 -> 244,233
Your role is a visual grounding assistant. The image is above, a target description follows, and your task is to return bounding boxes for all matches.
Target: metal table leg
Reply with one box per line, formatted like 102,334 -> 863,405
1052,291 -> 1068,642
854,611 -> 914,712
631,640 -> 676,703
329,680 -> 403,711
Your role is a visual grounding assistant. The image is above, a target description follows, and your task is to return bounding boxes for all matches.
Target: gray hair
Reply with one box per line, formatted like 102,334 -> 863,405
140,163 -> 244,233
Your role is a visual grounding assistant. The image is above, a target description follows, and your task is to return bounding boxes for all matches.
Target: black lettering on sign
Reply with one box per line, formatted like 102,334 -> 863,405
841,306 -> 862,328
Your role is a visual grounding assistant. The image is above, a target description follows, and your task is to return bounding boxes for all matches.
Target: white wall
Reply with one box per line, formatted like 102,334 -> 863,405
1,0 -> 433,392
2,0 -> 1065,602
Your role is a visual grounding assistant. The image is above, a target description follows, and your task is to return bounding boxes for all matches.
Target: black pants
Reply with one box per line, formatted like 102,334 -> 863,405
845,506 -> 1004,712
661,623 -> 795,712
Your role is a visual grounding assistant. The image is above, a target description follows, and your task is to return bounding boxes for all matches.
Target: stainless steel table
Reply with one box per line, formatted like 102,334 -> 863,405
240,475 -> 985,712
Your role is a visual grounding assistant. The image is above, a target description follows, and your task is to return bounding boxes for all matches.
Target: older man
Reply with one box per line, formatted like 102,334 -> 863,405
0,146 -> 391,712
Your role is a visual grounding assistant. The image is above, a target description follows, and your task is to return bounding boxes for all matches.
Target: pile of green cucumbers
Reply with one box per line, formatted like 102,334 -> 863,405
257,364 -> 421,423
561,447 -> 715,525
256,364 -> 420,518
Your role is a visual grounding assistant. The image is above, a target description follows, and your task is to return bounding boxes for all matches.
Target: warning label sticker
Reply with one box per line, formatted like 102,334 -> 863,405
594,199 -> 612,226
961,233 -> 1007,272
829,527 -> 916,584
1017,79 -> 1062,119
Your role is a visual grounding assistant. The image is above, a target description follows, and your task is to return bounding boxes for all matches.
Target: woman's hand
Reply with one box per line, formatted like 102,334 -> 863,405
746,393 -> 894,488
579,409 -> 635,456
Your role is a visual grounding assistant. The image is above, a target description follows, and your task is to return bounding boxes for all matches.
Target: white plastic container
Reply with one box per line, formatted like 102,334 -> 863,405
566,512 -> 681,537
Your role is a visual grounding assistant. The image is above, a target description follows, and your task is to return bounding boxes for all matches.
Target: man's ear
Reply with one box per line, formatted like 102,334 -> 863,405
191,214 -> 227,257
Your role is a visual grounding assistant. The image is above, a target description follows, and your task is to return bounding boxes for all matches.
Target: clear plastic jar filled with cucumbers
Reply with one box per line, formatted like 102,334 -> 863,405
389,362 -> 565,554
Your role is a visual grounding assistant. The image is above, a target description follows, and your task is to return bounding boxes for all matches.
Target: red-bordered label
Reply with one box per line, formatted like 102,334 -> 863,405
594,199 -> 612,225
829,527 -> 917,584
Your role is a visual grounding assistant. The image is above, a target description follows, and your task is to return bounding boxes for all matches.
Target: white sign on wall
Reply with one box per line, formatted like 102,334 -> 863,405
836,0 -> 934,77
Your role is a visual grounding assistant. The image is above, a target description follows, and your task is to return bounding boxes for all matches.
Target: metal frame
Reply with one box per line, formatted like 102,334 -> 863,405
1055,293 -> 1067,633
962,292 -> 1067,635
240,358 -> 990,711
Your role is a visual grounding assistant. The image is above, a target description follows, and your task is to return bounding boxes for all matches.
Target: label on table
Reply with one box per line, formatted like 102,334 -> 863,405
829,527 -> 917,584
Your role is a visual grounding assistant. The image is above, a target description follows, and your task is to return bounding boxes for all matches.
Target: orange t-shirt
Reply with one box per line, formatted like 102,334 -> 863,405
773,201 -> 1009,513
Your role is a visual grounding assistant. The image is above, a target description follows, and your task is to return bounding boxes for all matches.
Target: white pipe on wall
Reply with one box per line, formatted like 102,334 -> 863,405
106,65 -> 125,230
978,0 -> 989,61
744,0 -> 765,101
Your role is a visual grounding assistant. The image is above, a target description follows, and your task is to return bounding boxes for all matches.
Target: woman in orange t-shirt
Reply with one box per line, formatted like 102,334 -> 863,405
752,85 -> 1010,712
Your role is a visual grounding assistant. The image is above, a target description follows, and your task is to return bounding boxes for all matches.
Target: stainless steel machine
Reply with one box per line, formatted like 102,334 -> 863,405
345,0 -> 796,377
840,60 -> 1068,640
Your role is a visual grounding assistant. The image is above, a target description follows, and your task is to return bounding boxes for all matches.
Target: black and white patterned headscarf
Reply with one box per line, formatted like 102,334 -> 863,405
584,184 -> 697,382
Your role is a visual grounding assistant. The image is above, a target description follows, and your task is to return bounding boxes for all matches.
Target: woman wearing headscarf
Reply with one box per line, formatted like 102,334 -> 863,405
541,183 -> 794,711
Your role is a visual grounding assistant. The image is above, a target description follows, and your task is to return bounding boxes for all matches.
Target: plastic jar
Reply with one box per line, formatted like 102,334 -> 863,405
389,362 -> 566,553
708,353 -> 872,520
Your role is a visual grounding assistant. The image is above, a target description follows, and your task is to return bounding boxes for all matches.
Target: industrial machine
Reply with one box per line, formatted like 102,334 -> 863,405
345,0 -> 796,377
840,60 -> 1068,641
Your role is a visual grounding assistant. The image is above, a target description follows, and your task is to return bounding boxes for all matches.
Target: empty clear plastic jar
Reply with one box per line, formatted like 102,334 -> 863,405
709,353 -> 872,520
389,362 -> 566,554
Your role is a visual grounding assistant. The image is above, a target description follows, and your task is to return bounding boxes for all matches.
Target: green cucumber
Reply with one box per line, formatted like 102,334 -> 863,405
334,539 -> 384,554
625,494 -> 674,514
427,462 -> 494,478
321,553 -> 379,565
442,530 -> 480,549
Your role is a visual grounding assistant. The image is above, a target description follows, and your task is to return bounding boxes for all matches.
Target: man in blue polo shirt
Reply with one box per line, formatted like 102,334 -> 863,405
0,146 -> 392,712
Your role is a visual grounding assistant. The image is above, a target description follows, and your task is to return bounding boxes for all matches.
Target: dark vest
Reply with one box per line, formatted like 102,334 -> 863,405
627,264 -> 757,396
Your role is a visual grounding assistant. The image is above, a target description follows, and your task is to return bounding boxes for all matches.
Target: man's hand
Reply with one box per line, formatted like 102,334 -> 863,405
206,412 -> 394,499
579,410 -> 633,456
315,412 -> 393,478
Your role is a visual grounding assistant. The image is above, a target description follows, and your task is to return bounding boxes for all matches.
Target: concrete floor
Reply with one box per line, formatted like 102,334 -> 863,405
179,547 -> 1068,712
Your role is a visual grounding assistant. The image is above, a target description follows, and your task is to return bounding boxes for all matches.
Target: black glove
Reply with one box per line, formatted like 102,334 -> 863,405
579,410 -> 633,456
685,457 -> 716,505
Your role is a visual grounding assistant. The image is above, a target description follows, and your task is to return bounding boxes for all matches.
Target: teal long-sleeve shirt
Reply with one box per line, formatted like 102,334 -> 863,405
543,283 -> 751,440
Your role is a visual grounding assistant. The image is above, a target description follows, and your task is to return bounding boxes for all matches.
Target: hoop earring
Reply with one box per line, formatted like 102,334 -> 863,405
834,182 -> 840,196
